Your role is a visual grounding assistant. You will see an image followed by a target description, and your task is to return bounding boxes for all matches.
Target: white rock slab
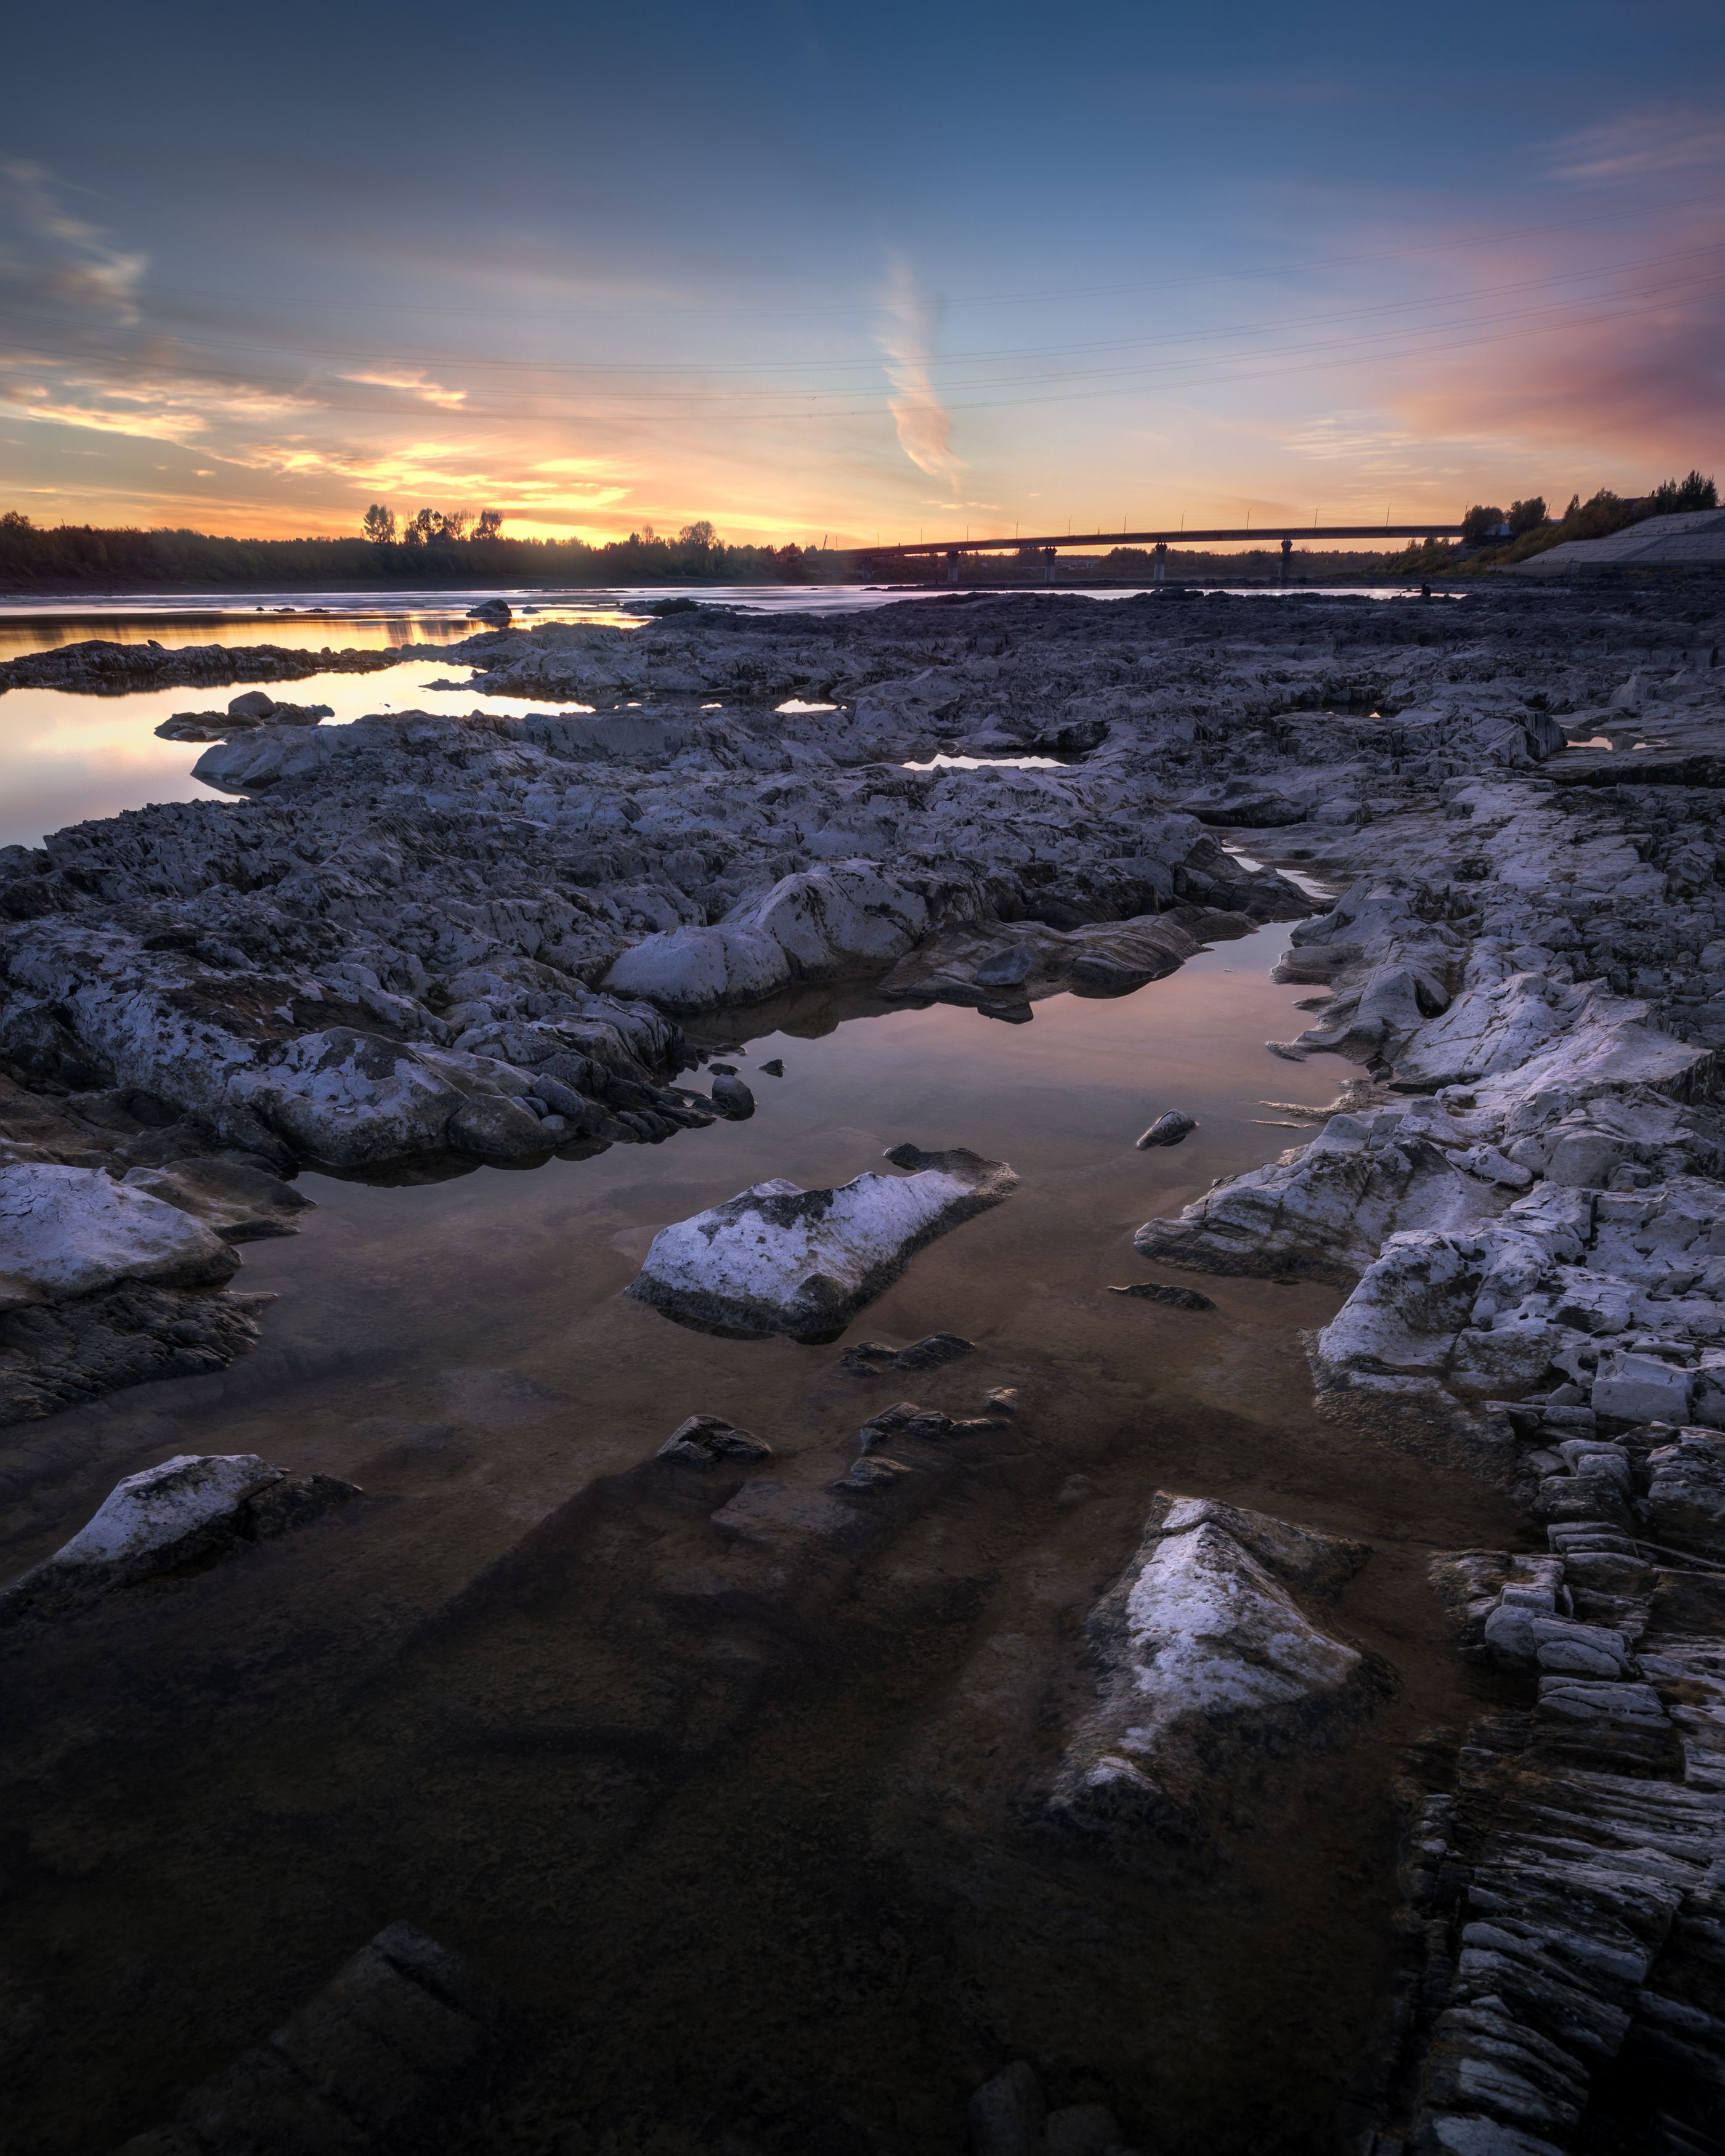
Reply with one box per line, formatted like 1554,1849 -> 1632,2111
0,1162 -> 239,1312
45,1453 -> 282,1571
0,1453 -> 285,1622
625,1142 -> 1017,1341
1051,1494 -> 1373,1844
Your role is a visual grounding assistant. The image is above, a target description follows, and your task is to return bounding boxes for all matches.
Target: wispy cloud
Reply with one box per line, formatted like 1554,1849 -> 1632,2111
1547,108 -> 1725,182
336,367 -> 467,409
877,256 -> 962,488
0,160 -> 146,325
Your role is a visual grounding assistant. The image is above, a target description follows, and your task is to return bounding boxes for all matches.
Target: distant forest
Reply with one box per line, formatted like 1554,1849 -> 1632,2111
2,472 -> 1716,591
0,509 -> 830,590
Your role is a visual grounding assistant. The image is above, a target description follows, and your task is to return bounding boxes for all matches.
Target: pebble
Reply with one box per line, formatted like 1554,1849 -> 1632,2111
655,1414 -> 773,1469
708,1072 -> 756,1119
1108,1281 -> 1215,1311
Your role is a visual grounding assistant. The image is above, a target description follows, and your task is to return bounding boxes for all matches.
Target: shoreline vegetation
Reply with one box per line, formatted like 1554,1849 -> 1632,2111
0,469 -> 1713,595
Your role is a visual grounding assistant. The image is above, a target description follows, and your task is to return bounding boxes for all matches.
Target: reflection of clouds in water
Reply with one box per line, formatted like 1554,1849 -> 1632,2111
0,665 -> 597,848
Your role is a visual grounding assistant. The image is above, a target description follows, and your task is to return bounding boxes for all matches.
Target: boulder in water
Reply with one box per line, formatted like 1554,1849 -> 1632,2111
625,1143 -> 1017,1342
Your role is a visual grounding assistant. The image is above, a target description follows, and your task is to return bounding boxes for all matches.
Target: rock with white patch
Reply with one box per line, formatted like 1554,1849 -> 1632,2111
625,1141 -> 1017,1342
0,1451 -> 359,1621
0,1162 -> 238,1311
1049,1494 -> 1375,1847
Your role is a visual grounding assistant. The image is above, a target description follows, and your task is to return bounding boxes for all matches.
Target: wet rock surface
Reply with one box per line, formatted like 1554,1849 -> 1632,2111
0,639 -> 405,695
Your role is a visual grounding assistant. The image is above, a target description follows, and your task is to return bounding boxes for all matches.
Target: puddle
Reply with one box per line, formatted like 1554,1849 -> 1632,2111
903,751 -> 1070,771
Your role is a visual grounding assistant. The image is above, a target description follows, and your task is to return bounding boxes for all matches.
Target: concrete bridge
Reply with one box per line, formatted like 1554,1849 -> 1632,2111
872,522 -> 1466,584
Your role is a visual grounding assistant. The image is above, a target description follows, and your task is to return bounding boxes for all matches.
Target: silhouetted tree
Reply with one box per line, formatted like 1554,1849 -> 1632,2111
1649,470 -> 1719,513
1508,496 -> 1547,535
1461,505 -> 1507,544
474,509 -> 503,541
362,503 -> 396,545
678,520 -> 716,552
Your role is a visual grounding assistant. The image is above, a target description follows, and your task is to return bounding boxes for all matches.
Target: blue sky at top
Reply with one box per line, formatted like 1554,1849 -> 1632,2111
2,0 -> 1721,545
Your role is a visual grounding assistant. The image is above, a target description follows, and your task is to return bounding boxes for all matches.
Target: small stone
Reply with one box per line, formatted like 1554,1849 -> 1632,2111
1135,1110 -> 1198,1149
708,1072 -> 756,1120
1055,1474 -> 1098,1507
838,1454 -> 915,1491
858,1402 -> 954,1451
984,1387 -> 1020,1416
840,1331 -> 975,1375
1108,1281 -> 1214,1311
656,1414 -> 773,1469
759,1058 -> 785,1076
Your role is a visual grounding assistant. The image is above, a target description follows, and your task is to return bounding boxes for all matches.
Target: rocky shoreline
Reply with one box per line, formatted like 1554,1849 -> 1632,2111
7,581 -> 1725,2148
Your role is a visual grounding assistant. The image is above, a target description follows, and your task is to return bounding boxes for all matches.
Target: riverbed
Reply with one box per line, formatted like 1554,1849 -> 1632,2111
0,587 -> 1529,2154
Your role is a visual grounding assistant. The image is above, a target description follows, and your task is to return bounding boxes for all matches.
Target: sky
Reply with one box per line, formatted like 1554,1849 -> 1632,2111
2,0 -> 1723,551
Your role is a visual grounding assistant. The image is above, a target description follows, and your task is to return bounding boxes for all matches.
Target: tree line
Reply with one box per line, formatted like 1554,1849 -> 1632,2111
1444,471 -> 1719,562
0,508 -> 826,590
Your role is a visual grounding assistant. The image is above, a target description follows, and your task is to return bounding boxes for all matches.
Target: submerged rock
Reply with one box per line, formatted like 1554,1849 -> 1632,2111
1108,1280 -> 1214,1310
118,1157 -> 313,1242
625,1143 -> 1017,1342
110,1921 -> 505,2153
840,1330 -> 975,1374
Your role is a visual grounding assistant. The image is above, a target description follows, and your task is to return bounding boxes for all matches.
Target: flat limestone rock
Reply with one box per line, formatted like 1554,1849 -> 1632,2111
0,1450 -> 358,1621
1050,1493 -> 1375,1847
0,1162 -> 240,1311
625,1143 -> 1017,1342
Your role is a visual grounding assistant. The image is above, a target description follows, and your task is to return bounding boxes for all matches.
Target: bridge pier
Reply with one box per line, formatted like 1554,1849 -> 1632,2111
1042,546 -> 1057,585
1153,541 -> 1167,585
1279,535 -> 1293,588
946,549 -> 961,586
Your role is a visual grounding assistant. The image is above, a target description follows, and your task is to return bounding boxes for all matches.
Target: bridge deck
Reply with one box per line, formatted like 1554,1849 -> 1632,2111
877,523 -> 1463,558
